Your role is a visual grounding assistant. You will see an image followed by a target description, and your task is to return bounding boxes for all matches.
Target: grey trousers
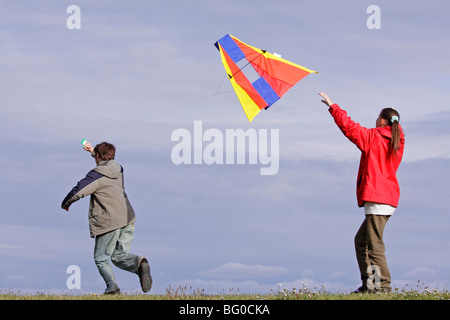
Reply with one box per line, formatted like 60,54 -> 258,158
93,224 -> 142,292
354,214 -> 391,290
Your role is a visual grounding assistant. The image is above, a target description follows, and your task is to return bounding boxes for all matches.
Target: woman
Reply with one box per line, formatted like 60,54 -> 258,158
318,92 -> 405,293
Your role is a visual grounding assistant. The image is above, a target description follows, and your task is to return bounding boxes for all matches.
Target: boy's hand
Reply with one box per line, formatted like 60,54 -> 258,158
318,92 -> 334,107
83,142 -> 94,153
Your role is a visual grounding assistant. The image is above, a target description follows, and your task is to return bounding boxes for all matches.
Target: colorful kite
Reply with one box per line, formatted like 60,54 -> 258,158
214,34 -> 318,122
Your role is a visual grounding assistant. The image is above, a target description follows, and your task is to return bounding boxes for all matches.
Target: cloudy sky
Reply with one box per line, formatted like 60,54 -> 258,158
1,0 -> 449,295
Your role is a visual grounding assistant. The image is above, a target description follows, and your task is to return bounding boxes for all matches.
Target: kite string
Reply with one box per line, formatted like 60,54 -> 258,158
92,95 -> 213,139
214,74 -> 233,96
91,79 -> 235,140
97,52 -> 266,139
214,75 -> 227,95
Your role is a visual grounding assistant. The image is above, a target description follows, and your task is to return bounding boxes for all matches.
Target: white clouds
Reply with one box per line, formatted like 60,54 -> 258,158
0,0 -> 449,296
197,262 -> 288,280
401,111 -> 450,161
1,156 -> 449,294
392,267 -> 448,292
401,267 -> 440,281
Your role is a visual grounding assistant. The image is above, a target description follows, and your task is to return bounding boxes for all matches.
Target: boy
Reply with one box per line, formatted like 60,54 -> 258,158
61,141 -> 152,295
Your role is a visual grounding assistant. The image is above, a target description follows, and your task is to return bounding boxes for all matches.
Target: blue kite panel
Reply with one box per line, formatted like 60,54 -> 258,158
215,34 -> 245,63
253,77 -> 280,107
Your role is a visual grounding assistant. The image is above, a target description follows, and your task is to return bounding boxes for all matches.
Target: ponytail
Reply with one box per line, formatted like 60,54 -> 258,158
380,108 -> 401,157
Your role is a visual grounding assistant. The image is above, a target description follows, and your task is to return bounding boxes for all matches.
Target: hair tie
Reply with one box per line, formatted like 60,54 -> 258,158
391,115 -> 399,123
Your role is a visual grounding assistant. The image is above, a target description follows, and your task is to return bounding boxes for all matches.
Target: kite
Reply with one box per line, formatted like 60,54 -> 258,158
214,34 -> 318,122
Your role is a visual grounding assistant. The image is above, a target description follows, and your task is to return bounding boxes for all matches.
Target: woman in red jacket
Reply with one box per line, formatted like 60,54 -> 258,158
318,92 -> 405,293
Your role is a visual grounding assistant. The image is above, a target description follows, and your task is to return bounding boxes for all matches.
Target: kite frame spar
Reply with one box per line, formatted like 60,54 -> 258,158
214,34 -> 318,122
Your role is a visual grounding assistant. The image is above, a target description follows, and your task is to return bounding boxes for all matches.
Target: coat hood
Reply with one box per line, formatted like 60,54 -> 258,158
376,124 -> 405,141
93,160 -> 122,179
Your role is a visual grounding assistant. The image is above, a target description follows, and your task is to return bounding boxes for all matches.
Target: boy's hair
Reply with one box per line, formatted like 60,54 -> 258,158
379,108 -> 401,157
94,142 -> 116,161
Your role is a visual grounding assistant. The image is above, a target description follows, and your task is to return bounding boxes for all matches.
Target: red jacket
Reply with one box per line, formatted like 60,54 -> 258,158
329,104 -> 405,207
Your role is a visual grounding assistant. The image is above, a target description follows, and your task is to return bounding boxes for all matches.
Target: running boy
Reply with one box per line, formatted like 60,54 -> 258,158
61,141 -> 152,295
318,92 -> 405,293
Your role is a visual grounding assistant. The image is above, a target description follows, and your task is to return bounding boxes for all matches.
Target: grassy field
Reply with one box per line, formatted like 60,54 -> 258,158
1,283 -> 449,300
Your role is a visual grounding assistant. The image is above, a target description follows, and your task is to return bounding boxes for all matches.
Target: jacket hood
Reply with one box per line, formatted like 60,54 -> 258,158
93,160 -> 122,179
376,124 -> 405,140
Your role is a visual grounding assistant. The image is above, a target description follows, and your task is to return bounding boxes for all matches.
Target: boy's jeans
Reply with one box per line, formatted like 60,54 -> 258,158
94,223 -> 142,292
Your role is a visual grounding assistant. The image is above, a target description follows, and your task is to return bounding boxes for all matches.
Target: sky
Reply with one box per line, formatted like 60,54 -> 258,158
0,0 -> 449,295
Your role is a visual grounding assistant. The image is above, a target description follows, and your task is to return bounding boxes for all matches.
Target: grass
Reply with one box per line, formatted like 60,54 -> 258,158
1,282 -> 449,300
